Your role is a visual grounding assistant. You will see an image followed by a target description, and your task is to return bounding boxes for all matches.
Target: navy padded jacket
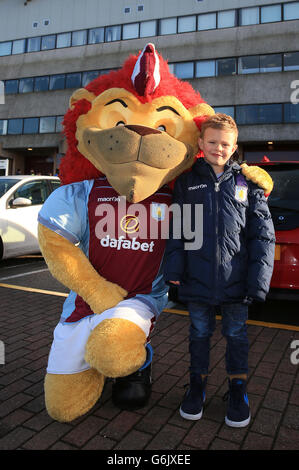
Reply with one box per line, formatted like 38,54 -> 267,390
164,158 -> 275,305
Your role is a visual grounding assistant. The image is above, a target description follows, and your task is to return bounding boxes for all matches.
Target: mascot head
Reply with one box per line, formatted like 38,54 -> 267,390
60,43 -> 214,202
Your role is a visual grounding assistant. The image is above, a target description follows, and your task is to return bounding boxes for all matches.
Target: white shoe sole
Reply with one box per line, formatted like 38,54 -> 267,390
180,407 -> 203,420
225,414 -> 251,428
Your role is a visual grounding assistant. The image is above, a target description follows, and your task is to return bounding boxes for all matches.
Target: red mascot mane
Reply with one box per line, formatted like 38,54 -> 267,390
60,49 -> 206,185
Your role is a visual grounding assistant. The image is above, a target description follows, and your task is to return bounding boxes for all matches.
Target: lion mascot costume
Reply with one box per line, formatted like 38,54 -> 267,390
38,44 -> 273,422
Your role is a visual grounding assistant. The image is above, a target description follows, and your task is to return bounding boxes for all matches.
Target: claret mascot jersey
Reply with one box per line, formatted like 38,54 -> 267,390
38,44 -> 273,422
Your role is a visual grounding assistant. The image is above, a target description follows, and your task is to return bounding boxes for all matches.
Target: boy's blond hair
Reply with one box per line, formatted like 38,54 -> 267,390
200,113 -> 238,143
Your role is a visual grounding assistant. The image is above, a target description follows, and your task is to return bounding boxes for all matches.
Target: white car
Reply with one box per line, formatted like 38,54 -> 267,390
0,175 -> 60,260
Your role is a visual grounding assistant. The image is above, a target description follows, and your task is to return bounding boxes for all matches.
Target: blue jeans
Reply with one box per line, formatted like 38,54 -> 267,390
188,302 -> 249,376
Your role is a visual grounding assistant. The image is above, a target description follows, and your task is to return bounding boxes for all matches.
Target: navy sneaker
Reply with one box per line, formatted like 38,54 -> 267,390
224,378 -> 251,428
180,374 -> 207,420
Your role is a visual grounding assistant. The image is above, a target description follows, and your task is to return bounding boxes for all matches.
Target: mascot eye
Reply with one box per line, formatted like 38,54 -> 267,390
157,125 -> 166,132
116,121 -> 126,126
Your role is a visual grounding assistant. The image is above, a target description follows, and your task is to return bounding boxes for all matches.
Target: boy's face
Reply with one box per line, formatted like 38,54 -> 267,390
198,127 -> 238,174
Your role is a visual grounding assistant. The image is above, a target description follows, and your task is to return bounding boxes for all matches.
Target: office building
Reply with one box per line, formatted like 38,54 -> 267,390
0,0 -> 298,175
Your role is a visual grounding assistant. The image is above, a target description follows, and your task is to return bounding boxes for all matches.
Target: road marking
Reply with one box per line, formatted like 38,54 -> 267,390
0,282 -> 68,297
0,268 -> 49,281
0,284 -> 298,332
164,308 -> 299,332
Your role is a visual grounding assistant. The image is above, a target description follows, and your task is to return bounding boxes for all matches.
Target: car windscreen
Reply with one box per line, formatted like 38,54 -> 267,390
266,165 -> 299,212
0,179 -> 20,198
264,164 -> 299,230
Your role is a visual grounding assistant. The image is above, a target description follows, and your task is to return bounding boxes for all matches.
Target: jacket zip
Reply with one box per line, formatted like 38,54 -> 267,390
212,173 -> 230,304
214,180 -> 220,304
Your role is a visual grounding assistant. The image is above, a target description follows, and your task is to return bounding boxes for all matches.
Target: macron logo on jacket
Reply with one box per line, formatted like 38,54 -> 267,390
188,184 -> 207,190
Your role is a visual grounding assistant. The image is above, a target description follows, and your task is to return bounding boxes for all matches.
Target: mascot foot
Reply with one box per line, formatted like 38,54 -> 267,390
44,368 -> 105,422
112,344 -> 153,410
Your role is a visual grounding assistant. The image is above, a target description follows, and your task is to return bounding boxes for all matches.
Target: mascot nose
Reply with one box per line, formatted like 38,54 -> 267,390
125,125 -> 161,136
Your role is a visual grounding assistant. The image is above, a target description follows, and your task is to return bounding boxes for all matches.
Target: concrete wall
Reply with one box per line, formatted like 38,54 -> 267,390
0,0 -> 283,41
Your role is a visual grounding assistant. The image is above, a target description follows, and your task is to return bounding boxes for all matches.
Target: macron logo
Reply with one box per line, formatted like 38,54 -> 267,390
188,184 -> 207,190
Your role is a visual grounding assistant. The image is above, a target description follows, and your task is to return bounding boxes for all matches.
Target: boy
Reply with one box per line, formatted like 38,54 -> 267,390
164,113 -> 275,427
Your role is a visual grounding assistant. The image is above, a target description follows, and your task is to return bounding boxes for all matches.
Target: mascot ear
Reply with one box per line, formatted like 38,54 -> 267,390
188,102 -> 215,119
69,88 -> 96,109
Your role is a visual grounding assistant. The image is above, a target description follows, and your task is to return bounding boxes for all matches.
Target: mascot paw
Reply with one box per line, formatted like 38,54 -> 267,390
88,281 -> 128,315
241,163 -> 273,196
85,318 -> 146,377
44,369 -> 104,422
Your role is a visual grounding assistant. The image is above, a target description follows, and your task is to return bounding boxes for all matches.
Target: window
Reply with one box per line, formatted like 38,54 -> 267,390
123,23 -> 139,40
43,19 -> 50,26
50,180 -> 61,191
23,117 -> 39,134
214,107 -> 235,118
19,77 -> 34,93
105,25 -> 121,42
216,58 -> 236,76
99,68 -> 114,76
57,32 -> 71,48
261,4 -> 282,23
82,70 -> 99,86
0,41 -> 12,56
238,55 -> 260,74
138,5 -> 144,12
178,15 -> 196,33
27,36 -> 41,52
65,73 -> 81,89
195,60 -> 215,77
8,119 -> 23,135
217,10 -> 236,28
39,116 -> 56,133
41,35 -> 56,50
259,104 -> 282,123
0,120 -> 8,135
49,74 -> 65,90
240,7 -> 259,26
124,7 -> 131,13
260,54 -> 282,73
56,116 -> 64,133
5,80 -> 19,94
34,76 -> 49,92
173,62 -> 194,79
236,104 -> 282,125
160,17 -> 177,35
284,52 -> 299,71
12,39 -> 26,55
284,1 -> 299,20
236,105 -> 258,125
72,30 -> 87,46
140,20 -> 156,37
88,27 -> 104,44
198,13 -> 216,31
284,103 -> 299,122
168,63 -> 174,74
14,180 -> 48,205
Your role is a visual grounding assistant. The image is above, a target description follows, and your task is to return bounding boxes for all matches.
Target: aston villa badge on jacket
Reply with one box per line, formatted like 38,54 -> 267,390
235,185 -> 248,202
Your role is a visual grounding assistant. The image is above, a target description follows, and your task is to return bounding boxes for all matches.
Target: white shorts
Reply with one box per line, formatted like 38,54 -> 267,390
47,298 -> 156,375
